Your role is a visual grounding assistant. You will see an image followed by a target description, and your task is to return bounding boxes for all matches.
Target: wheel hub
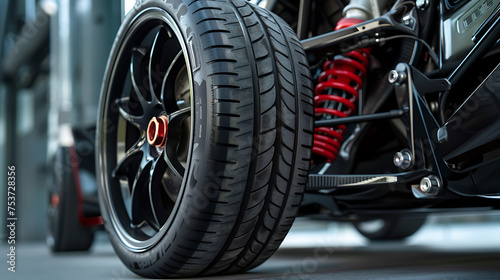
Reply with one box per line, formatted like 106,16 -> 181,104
147,115 -> 168,148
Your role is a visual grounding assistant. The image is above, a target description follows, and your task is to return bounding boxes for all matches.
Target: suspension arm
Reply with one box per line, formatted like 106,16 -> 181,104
315,109 -> 406,127
301,0 -> 418,53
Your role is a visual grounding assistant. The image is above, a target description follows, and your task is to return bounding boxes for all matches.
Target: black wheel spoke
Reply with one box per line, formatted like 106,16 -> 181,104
162,163 -> 183,203
112,138 -> 145,178
168,107 -> 191,128
131,47 -> 149,106
163,106 -> 190,178
160,50 -> 184,112
119,179 -> 132,224
129,158 -> 153,226
115,97 -> 142,128
148,27 -> 168,105
146,158 -> 169,230
163,142 -> 186,179
162,108 -> 189,179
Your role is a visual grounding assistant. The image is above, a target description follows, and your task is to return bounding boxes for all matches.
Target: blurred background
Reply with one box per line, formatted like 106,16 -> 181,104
0,0 -> 135,242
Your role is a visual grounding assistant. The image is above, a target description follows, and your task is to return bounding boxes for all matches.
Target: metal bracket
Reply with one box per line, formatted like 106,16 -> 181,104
307,170 -> 429,190
390,63 -> 452,197
392,63 -> 450,162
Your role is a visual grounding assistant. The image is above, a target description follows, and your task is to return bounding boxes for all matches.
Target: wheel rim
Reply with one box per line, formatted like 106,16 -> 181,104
99,8 -> 193,252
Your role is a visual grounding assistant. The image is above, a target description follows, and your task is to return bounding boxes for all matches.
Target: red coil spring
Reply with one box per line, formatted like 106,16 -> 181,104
313,18 -> 371,163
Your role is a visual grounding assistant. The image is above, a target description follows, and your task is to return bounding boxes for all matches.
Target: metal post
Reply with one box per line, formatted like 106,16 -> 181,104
297,0 -> 312,40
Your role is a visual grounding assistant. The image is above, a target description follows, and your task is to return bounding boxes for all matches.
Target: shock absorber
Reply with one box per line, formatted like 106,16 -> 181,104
313,17 -> 371,163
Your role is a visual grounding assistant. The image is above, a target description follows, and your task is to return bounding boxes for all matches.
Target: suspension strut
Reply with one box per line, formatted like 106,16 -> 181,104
313,18 -> 371,163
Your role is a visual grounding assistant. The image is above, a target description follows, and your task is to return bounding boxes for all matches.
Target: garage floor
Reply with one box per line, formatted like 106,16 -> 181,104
3,213 -> 500,280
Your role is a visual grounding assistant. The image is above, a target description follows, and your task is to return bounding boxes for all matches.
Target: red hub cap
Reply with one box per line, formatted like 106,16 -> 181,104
147,116 -> 168,148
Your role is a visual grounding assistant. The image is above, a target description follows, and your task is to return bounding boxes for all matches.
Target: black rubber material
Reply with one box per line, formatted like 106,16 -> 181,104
353,216 -> 427,241
47,146 -> 94,252
97,0 -> 313,278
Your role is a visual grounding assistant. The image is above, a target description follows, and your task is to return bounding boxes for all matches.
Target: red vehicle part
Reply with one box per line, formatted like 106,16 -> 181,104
313,18 -> 371,162
69,145 -> 103,227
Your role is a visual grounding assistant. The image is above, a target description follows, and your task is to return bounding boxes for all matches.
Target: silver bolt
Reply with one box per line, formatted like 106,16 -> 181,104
419,175 -> 441,195
429,101 -> 439,112
393,150 -> 412,169
388,70 -> 399,84
420,178 -> 432,193
388,70 -> 406,85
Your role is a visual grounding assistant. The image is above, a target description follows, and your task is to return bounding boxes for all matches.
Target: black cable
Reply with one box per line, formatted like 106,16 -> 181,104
377,35 -> 439,66
339,33 -> 439,67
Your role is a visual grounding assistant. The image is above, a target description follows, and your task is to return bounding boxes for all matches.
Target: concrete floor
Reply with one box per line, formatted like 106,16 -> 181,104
2,213 -> 500,280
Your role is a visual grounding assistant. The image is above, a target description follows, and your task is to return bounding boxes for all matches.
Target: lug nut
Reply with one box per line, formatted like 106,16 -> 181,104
147,115 -> 168,148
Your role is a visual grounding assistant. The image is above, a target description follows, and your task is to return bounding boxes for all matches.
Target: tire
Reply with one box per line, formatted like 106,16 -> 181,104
47,146 -> 94,252
353,216 -> 427,241
96,0 -> 314,278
